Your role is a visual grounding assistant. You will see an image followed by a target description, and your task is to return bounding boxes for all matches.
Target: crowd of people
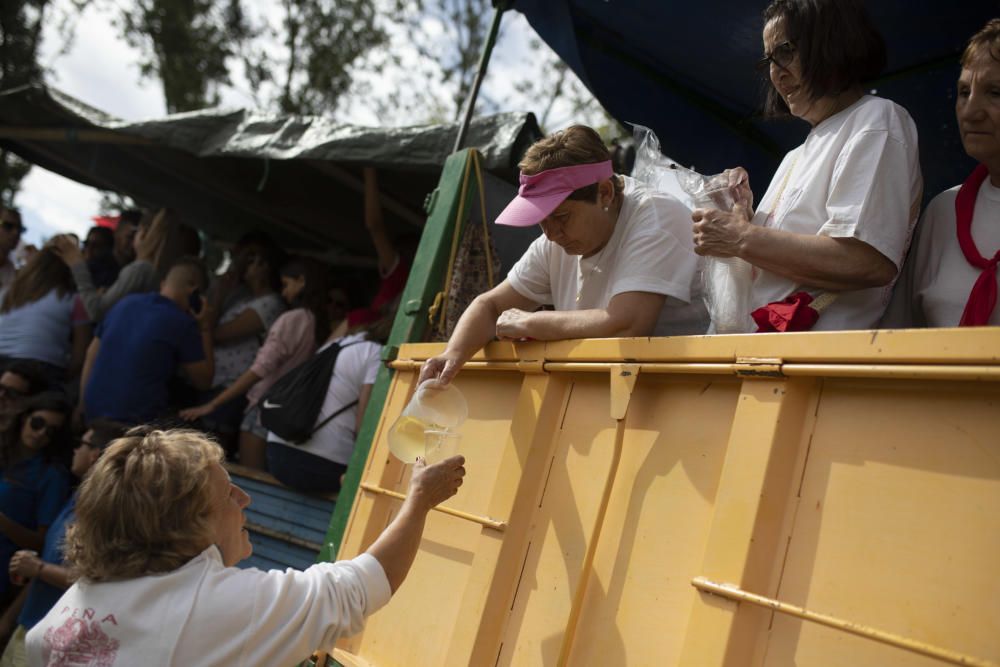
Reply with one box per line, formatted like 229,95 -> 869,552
0,1 -> 993,664
0,168 -> 420,664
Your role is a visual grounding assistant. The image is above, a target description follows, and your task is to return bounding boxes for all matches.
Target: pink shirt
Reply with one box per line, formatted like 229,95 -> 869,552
246,308 -> 315,408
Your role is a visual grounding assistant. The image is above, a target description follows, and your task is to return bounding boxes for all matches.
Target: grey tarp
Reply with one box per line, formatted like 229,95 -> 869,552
0,84 -> 542,263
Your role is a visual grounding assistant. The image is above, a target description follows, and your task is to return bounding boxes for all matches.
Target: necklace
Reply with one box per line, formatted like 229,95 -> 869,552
576,241 -> 611,303
576,194 -> 621,303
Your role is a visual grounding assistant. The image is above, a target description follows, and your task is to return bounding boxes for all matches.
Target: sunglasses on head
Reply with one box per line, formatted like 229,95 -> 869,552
28,415 -> 59,437
756,41 -> 796,73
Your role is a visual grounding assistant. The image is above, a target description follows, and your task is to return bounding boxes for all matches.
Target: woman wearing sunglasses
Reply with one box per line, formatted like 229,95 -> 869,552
0,393 -> 71,609
691,0 -> 922,332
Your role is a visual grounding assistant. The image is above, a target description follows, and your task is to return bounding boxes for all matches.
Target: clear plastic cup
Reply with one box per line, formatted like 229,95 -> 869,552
423,428 -> 461,464
388,380 -> 467,463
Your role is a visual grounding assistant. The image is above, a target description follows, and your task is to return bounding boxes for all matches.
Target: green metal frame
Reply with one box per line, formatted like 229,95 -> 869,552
317,148 -> 484,563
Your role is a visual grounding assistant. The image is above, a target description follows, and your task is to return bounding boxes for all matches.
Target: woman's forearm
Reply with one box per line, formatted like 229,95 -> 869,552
37,562 -> 75,590
365,500 -> 428,593
442,295 -> 504,364
740,225 -> 897,291
0,515 -> 44,551
210,370 -> 261,408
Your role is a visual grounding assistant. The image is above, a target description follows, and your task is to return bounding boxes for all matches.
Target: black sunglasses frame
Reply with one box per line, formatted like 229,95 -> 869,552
28,414 -> 59,437
756,41 -> 797,73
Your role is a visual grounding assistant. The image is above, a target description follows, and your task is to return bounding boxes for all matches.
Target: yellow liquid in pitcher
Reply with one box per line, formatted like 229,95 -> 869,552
388,415 -> 442,463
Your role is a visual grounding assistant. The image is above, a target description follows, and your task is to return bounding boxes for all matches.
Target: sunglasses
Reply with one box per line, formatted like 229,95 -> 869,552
756,41 -> 796,73
28,415 -> 59,437
0,221 -> 23,234
0,385 -> 24,400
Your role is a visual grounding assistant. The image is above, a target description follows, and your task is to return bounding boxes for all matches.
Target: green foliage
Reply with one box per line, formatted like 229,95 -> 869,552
272,0 -> 386,115
118,0 -> 247,112
116,0 -> 386,116
0,0 -> 50,202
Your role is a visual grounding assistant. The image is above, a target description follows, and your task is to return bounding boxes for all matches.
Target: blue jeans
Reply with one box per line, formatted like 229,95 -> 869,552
266,442 -> 346,495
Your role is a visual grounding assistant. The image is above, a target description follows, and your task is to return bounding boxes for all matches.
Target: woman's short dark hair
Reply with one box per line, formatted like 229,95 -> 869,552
762,0 -> 886,117
281,256 -> 333,344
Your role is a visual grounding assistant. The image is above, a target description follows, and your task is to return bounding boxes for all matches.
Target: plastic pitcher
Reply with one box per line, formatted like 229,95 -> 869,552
388,380 -> 467,463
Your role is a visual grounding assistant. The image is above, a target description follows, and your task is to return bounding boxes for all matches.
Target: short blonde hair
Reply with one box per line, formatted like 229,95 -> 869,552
962,18 -> 1000,67
65,428 -> 224,582
518,125 -> 622,202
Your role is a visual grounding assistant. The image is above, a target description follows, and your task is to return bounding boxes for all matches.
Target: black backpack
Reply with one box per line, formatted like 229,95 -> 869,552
259,339 -> 362,444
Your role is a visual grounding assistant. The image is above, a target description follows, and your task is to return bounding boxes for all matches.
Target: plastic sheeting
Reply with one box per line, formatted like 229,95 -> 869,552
0,84 -> 542,259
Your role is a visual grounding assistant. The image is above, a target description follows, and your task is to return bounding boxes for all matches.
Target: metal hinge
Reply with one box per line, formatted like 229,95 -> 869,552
516,358 -> 546,374
734,357 -> 784,378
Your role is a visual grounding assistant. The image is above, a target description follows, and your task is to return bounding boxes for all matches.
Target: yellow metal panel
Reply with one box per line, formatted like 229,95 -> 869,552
763,379 -> 1000,666
333,330 -> 1000,666
496,374 -> 620,666
337,370 -> 523,665
568,375 -> 741,666
678,377 -> 821,666
450,373 -> 571,667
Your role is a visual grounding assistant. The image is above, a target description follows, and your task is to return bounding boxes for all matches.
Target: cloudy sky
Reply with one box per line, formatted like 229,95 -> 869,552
13,3 -> 601,249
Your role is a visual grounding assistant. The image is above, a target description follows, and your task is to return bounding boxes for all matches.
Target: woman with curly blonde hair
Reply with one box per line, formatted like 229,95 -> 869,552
25,428 -> 465,666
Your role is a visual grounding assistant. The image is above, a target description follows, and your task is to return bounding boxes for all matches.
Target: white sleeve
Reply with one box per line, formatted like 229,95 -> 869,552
608,194 -> 698,303
239,553 -> 392,665
341,341 -> 381,387
361,343 -> 381,385
821,129 -> 918,269
506,235 -> 554,304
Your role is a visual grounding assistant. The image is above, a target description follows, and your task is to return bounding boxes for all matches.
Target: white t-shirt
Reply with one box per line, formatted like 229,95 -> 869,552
507,175 -> 705,335
25,546 -> 391,667
884,180 -> 1000,327
268,332 -> 381,465
748,95 -> 922,331
212,292 -> 286,387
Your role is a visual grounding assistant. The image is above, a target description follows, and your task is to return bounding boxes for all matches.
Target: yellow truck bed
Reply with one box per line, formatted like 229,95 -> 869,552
333,328 -> 1000,667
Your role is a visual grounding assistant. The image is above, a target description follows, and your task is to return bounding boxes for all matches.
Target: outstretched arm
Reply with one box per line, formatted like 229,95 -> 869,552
418,281 -> 538,385
365,456 -> 466,592
364,168 -> 398,275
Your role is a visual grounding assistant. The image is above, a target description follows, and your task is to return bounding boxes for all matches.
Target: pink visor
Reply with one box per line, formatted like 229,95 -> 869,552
495,160 -> 613,227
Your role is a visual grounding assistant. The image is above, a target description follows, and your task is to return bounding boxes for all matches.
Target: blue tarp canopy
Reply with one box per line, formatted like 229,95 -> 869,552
514,0 -> 996,201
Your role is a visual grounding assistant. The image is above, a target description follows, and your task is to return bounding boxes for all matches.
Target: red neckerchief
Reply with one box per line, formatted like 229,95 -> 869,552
956,164 -> 999,326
